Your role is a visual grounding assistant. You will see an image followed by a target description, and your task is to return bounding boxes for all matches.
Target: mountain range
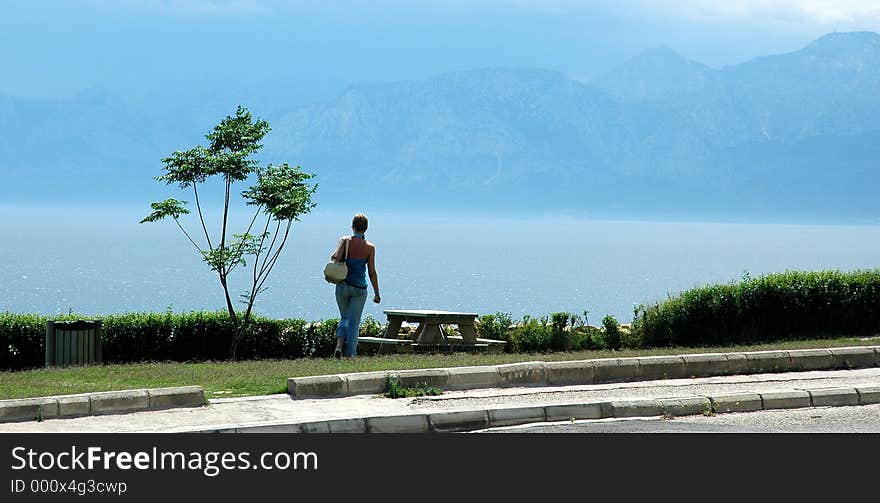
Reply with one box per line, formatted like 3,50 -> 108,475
2,31 -> 880,222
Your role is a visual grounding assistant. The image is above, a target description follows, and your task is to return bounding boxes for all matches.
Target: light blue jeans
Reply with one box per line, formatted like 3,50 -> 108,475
335,283 -> 368,356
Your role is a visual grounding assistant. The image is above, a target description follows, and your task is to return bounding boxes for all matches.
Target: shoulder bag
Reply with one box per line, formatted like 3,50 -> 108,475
323,237 -> 349,284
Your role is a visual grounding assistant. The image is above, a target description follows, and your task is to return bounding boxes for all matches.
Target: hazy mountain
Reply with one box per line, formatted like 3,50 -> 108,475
592,46 -> 723,103
2,32 -> 880,221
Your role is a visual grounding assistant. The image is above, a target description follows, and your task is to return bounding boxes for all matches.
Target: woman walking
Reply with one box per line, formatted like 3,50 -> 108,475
331,213 -> 381,358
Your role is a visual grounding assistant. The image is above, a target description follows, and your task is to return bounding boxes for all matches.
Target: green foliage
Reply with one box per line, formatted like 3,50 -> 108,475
0,311 -> 337,370
0,313 -> 46,371
549,312 -> 573,351
506,311 -> 600,353
156,146 -> 213,188
476,312 -> 513,341
305,319 -> 339,358
242,163 -> 318,222
7,270 -> 875,369
139,198 -> 190,223
383,375 -> 443,399
602,315 -> 622,350
359,315 -> 385,338
570,325 -> 607,351
509,316 -> 552,352
631,269 -> 880,347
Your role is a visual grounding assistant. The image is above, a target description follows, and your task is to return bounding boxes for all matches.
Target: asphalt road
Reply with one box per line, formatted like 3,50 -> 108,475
476,403 -> 880,433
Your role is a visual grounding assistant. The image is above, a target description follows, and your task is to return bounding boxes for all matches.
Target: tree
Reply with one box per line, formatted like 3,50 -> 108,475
141,106 -> 317,360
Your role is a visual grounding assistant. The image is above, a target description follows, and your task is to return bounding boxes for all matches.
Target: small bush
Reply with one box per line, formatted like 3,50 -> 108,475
571,326 -> 606,350
359,315 -> 385,338
476,312 -> 513,341
602,315 -> 622,350
509,316 -> 552,352
549,312 -> 571,351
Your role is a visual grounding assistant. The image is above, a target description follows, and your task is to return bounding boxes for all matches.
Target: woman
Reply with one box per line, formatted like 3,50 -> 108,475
331,213 -> 381,358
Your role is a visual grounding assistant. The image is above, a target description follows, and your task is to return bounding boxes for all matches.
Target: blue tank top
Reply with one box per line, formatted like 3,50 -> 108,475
344,235 -> 368,289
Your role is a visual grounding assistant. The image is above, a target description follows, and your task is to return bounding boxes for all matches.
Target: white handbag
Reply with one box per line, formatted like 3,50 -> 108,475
323,237 -> 349,284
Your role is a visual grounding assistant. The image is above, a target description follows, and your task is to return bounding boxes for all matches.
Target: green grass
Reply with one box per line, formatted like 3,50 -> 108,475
1,336 -> 876,400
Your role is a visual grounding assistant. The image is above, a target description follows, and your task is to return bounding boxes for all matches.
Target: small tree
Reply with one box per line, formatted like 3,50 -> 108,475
141,106 -> 317,360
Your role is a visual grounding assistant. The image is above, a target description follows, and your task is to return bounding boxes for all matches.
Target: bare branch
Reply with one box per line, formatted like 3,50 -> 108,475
172,217 -> 203,253
193,183 -> 213,251
225,206 -> 263,276
253,214 -> 272,286
259,219 -> 283,276
255,220 -> 293,294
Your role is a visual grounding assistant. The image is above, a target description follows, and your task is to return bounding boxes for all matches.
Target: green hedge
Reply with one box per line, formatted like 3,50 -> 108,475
632,269 -> 880,347
477,311 -> 610,353
5,270 -> 875,369
0,312 -> 347,370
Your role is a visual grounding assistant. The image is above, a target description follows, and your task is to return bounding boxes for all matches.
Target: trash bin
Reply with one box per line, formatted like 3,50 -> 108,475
45,320 -> 102,367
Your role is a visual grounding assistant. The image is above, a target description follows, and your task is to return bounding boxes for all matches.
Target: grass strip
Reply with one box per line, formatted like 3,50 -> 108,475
1,337 -> 876,400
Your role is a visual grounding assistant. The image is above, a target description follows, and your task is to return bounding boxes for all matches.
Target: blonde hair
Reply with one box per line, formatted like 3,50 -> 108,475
352,213 -> 368,233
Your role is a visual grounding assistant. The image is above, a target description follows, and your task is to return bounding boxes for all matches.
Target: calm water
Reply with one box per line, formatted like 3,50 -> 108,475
2,206 -> 879,323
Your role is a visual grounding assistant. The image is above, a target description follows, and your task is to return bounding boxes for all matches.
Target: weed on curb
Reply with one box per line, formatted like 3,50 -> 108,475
383,376 -> 443,399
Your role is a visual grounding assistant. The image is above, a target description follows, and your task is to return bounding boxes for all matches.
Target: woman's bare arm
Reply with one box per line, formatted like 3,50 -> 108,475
368,245 -> 380,303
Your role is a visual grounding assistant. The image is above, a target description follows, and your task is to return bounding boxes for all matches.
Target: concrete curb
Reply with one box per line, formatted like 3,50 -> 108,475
286,345 -> 880,399
200,384 -> 880,433
0,386 -> 205,423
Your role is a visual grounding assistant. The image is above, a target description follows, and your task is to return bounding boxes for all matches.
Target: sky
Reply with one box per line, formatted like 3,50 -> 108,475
2,0 -> 880,105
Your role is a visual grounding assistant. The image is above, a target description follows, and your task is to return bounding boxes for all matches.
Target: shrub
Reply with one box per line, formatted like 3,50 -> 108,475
306,319 -> 339,358
509,316 -> 552,352
359,315 -> 385,338
278,318 -> 309,359
0,313 -> 46,371
571,325 -> 606,350
631,269 -> 880,347
602,315 -> 622,350
549,312 -> 572,351
476,312 -> 513,342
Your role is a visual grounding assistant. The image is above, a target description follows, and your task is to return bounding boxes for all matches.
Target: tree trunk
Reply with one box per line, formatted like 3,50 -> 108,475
230,325 -> 241,361
220,275 -> 240,361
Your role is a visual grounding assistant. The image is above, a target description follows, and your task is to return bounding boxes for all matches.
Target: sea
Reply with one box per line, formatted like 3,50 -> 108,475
2,206 -> 879,324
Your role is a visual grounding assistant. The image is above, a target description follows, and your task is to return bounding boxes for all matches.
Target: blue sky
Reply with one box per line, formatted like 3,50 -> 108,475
2,0 -> 880,104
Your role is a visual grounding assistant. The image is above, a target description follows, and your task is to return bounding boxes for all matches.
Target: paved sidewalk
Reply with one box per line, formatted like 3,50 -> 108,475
2,367 -> 878,433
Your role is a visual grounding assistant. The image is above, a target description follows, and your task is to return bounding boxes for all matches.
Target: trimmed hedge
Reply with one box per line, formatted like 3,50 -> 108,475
0,311 -> 343,370
5,270 -> 877,369
632,269 -> 880,347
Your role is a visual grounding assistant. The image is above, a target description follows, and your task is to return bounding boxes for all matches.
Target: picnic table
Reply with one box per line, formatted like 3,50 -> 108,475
383,309 -> 479,345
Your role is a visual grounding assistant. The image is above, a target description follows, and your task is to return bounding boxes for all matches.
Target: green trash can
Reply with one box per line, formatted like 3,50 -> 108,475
45,320 -> 102,367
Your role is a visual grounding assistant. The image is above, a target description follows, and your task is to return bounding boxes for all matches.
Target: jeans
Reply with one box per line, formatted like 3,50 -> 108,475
335,283 -> 368,356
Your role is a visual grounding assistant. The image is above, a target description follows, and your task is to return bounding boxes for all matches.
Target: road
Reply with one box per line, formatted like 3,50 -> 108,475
476,403 -> 880,433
